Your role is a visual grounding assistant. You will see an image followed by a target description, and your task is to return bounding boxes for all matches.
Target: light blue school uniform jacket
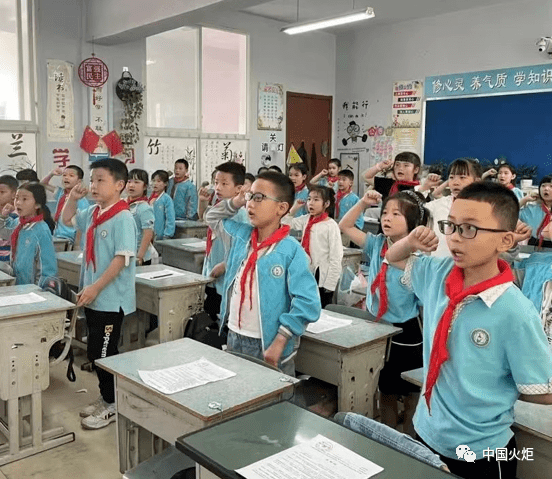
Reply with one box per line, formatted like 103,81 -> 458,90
511,186 -> 524,201
404,255 -> 552,460
317,177 -> 339,192
363,233 -> 419,323
75,205 -> 137,315
5,217 -> 57,287
205,199 -> 321,359
151,192 -> 175,239
168,178 -> 198,220
53,188 -> 90,243
202,205 -> 249,295
516,251 -> 552,313
293,185 -> 309,217
129,200 -> 155,262
336,191 -> 364,230
519,203 -> 548,241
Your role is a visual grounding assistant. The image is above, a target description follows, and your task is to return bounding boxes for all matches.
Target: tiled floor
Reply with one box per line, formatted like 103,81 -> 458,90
0,354 -> 121,479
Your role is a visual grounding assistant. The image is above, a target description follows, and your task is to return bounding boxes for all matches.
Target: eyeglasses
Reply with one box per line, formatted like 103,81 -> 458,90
244,192 -> 281,203
438,220 -> 509,239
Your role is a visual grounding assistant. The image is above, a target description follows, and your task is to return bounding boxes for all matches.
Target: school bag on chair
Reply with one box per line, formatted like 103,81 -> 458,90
183,311 -> 225,349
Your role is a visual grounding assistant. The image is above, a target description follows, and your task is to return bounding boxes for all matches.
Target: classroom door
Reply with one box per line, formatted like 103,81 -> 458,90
286,92 -> 332,176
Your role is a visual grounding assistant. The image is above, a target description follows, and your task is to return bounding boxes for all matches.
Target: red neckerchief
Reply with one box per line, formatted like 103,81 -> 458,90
148,192 -> 160,205
536,202 -> 551,247
86,201 -> 129,272
301,213 -> 328,257
11,214 -> 43,262
389,180 -> 420,196
239,225 -> 290,327
205,198 -> 222,257
370,242 -> 389,320
327,175 -> 338,183
295,183 -> 306,193
126,196 -> 148,206
54,189 -> 71,222
170,176 -> 188,198
424,259 -> 514,412
506,184 -> 514,190
335,188 -> 351,218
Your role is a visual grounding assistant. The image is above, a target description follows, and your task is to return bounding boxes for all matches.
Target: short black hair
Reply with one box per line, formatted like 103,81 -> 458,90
288,162 -> 308,176
90,158 -> 129,185
394,151 -> 421,179
175,158 -> 189,169
456,181 -> 518,231
338,169 -> 354,181
152,170 -> 170,184
66,165 -> 84,179
539,175 -> 552,202
256,171 -> 295,214
215,162 -> 245,186
268,165 -> 282,173
448,158 -> 482,179
308,185 -> 335,218
16,169 -> 39,182
129,168 -> 149,188
257,166 -> 269,175
328,158 -> 341,168
0,175 -> 18,191
245,173 -> 255,184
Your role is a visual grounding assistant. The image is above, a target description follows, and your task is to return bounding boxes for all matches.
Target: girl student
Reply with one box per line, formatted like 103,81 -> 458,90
0,182 -> 57,287
283,185 -> 343,308
496,163 -> 524,201
310,158 -> 341,192
288,162 -> 309,217
519,175 -> 552,248
149,170 -> 176,240
126,169 -> 155,265
339,189 -> 430,436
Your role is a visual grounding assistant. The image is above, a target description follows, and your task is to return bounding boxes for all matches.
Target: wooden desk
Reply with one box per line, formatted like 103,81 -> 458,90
135,264 -> 212,344
0,284 -> 76,465
176,401 -> 455,479
96,338 -> 298,474
174,220 -> 208,240
155,238 -> 207,274
342,247 -> 362,272
296,310 -> 401,417
56,250 -> 83,288
0,272 -> 15,287
401,368 -> 552,479
53,237 -> 72,252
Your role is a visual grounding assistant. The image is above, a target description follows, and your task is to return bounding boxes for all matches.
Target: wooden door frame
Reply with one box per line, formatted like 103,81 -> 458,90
286,91 -> 333,173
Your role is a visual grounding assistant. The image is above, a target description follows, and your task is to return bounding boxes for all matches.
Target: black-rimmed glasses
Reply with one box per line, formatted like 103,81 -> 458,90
438,220 -> 509,239
244,192 -> 281,203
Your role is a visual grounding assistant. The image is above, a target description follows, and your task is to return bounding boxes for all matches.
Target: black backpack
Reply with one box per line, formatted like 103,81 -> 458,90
183,312 -> 225,349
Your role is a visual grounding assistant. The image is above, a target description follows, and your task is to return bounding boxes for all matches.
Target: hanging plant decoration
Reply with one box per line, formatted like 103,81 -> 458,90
116,70 -> 144,147
78,54 -> 109,105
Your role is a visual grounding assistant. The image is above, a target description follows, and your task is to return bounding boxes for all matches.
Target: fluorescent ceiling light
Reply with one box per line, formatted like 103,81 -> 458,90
281,7 -> 375,35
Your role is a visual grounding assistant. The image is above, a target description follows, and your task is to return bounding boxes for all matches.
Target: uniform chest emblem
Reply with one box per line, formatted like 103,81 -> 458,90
471,328 -> 490,347
25,239 -> 31,246
271,265 -> 284,278
100,230 -> 108,238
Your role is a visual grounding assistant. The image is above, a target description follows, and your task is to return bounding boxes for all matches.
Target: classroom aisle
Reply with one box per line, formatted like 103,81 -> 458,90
0,355 -> 120,479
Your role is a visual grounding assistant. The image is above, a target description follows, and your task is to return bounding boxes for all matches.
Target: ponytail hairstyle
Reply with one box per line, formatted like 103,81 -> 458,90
381,190 -> 429,232
308,185 -> 336,218
129,169 -> 149,196
18,182 -> 55,233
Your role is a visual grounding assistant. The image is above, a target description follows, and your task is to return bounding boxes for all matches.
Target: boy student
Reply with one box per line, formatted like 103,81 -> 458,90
198,162 -> 249,324
335,169 -> 364,237
16,168 -> 39,185
61,158 -> 137,430
42,166 -> 90,245
0,175 -> 18,262
386,182 -> 552,479
168,159 -> 198,220
205,171 -> 321,375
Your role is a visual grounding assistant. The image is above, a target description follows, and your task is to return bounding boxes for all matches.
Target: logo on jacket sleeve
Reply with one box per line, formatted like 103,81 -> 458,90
271,265 -> 284,278
471,328 -> 490,347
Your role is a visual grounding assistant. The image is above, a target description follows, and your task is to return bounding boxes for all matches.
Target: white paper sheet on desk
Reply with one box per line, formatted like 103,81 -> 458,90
236,434 -> 383,479
135,269 -> 186,280
0,292 -> 47,307
181,240 -> 206,251
138,357 -> 236,394
306,311 -> 352,334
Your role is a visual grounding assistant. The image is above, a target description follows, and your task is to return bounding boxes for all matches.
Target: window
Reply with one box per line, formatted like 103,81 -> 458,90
0,0 -> 34,123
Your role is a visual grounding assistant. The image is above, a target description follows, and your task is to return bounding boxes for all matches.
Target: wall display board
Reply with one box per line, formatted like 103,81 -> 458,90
0,132 -> 36,175
144,137 -> 198,184
257,83 -> 284,130
199,139 -> 248,186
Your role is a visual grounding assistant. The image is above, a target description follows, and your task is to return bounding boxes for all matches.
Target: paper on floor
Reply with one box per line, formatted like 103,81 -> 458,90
306,310 -> 352,334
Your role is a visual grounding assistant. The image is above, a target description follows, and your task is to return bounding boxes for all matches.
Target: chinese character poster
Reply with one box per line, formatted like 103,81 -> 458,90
47,60 -> 75,142
257,83 -> 284,130
392,80 -> 423,128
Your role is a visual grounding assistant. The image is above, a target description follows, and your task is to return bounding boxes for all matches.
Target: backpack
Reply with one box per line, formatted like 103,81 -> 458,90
183,312 -> 225,349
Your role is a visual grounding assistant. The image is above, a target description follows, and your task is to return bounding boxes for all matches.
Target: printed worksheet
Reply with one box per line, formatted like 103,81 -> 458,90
306,311 -> 352,334
0,292 -> 47,307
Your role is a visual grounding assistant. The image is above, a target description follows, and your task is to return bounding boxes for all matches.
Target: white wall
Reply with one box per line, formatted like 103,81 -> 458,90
335,0 -> 552,169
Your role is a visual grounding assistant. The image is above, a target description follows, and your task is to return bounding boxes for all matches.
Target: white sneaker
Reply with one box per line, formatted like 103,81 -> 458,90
81,402 -> 116,430
79,396 -> 104,418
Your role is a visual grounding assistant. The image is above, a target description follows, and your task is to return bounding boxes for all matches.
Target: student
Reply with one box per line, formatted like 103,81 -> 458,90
519,175 -> 552,248
126,169 -> 155,265
288,162 -> 309,217
284,185 -> 343,308
198,162 -> 248,325
204,171 -> 321,376
62,158 -> 137,430
310,158 -> 341,192
496,163 -> 524,201
0,175 -> 18,263
386,181 -> 552,479
0,182 -> 57,286
16,168 -> 39,185
149,170 -> 175,240
268,165 -> 282,173
167,159 -> 198,220
42,165 -> 90,246
426,158 -> 482,257
335,169 -> 364,233
340,189 -> 428,435
257,166 -> 269,175
244,172 -> 255,191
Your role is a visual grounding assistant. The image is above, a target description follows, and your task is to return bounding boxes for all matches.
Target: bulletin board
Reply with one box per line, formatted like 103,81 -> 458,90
199,139 -> 248,186
144,137 -> 198,183
0,132 -> 36,175
423,91 -> 552,181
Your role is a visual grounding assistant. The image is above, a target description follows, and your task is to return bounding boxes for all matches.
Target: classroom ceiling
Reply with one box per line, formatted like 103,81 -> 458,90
240,0 -> 521,32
